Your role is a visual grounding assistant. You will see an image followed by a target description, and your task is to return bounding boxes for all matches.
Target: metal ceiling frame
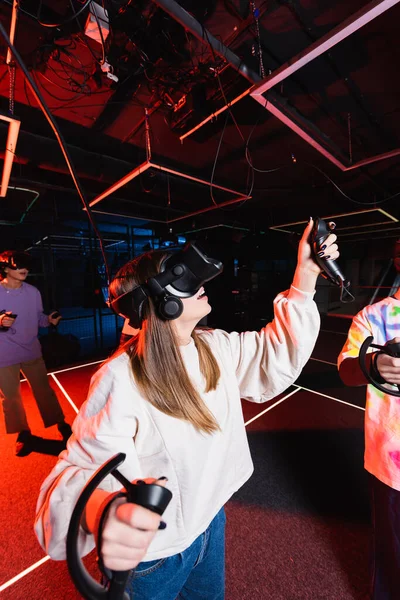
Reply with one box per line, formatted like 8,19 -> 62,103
269,208 -> 399,234
1,0 -> 20,198
88,160 -> 249,222
72,0 -> 400,225
174,0 -> 400,173
250,0 -> 400,171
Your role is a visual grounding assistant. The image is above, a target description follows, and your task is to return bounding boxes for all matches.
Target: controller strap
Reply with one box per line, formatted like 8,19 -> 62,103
339,281 -> 355,304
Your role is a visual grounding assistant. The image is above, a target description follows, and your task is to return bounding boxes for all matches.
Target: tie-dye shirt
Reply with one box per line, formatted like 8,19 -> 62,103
338,296 -> 400,491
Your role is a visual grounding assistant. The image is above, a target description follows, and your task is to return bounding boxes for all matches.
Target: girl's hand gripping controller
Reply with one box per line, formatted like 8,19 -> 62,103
359,337 -> 400,397
311,217 -> 354,302
66,453 -> 172,600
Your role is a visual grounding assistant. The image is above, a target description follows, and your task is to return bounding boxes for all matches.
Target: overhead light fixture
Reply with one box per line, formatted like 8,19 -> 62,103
87,160 -> 249,224
269,209 -> 398,234
0,113 -> 21,198
1,0 -> 20,198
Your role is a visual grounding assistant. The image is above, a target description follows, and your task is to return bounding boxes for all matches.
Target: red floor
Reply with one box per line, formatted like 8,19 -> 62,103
0,329 -> 371,599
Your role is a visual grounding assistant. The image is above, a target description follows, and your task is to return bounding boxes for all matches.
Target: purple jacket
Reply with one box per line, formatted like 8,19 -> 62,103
0,282 -> 50,367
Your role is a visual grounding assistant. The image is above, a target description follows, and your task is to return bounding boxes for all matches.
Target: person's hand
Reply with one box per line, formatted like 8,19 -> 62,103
297,218 -> 340,275
0,312 -> 16,328
100,478 -> 167,571
376,338 -> 400,385
292,218 -> 340,292
48,311 -> 62,326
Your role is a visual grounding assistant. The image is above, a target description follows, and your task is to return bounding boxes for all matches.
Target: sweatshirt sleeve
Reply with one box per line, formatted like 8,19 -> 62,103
34,361 -> 141,560
337,308 -> 373,368
36,289 -> 50,328
209,285 -> 320,402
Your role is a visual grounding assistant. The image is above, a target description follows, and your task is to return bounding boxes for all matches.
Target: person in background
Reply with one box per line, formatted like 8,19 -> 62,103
0,250 -> 72,457
338,238 -> 400,600
35,219 -> 338,600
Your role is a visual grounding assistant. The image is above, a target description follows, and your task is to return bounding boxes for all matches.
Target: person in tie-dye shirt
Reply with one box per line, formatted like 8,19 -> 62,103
338,239 -> 400,600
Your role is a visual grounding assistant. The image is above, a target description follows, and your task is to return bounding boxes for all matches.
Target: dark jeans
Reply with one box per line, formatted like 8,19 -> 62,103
126,507 -> 226,600
0,357 -> 64,433
369,474 -> 400,599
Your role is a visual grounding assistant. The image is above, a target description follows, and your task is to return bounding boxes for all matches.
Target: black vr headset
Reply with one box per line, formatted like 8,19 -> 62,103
110,242 -> 223,329
0,251 -> 32,272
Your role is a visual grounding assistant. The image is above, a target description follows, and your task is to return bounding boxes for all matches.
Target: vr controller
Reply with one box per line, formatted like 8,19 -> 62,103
67,453 -> 172,600
0,310 -> 17,331
0,310 -> 17,319
311,217 -> 354,303
359,336 -> 400,397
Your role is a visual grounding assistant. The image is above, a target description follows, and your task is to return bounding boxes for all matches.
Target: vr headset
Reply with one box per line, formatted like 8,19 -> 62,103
110,242 -> 223,328
0,251 -> 32,272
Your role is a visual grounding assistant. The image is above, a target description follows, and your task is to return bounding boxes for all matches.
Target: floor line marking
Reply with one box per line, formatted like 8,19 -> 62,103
50,373 -> 80,414
0,556 -> 51,592
5,362 -> 363,592
296,385 -> 365,411
0,371 -> 89,591
309,357 -> 337,366
244,388 -> 301,426
49,359 -> 104,376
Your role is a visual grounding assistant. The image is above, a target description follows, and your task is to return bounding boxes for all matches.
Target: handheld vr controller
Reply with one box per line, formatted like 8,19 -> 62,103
0,310 -> 17,319
67,453 -> 172,600
359,336 -> 400,397
0,310 -> 17,331
311,217 -> 354,303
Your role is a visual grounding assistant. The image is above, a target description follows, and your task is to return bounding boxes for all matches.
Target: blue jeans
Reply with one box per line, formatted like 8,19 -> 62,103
126,507 -> 226,600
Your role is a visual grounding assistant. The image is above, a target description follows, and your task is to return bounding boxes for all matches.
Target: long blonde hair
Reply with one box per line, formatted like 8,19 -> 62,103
109,251 -> 221,433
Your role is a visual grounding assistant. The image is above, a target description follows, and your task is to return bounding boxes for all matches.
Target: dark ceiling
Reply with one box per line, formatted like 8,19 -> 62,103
1,0 -> 400,250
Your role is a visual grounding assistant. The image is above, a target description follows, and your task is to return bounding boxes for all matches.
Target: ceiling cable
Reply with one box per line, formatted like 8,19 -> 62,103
250,1 -> 265,79
348,112 -> 353,164
144,107 -> 152,162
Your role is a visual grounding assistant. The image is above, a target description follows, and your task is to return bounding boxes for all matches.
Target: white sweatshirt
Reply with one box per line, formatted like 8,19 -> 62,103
35,285 -> 320,561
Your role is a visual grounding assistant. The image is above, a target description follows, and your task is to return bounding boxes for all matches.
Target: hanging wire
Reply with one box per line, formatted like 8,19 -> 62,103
347,112 -> 353,164
0,18 -> 111,285
36,0 -> 92,28
144,108 -> 152,162
250,1 -> 266,79
8,63 -> 16,114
